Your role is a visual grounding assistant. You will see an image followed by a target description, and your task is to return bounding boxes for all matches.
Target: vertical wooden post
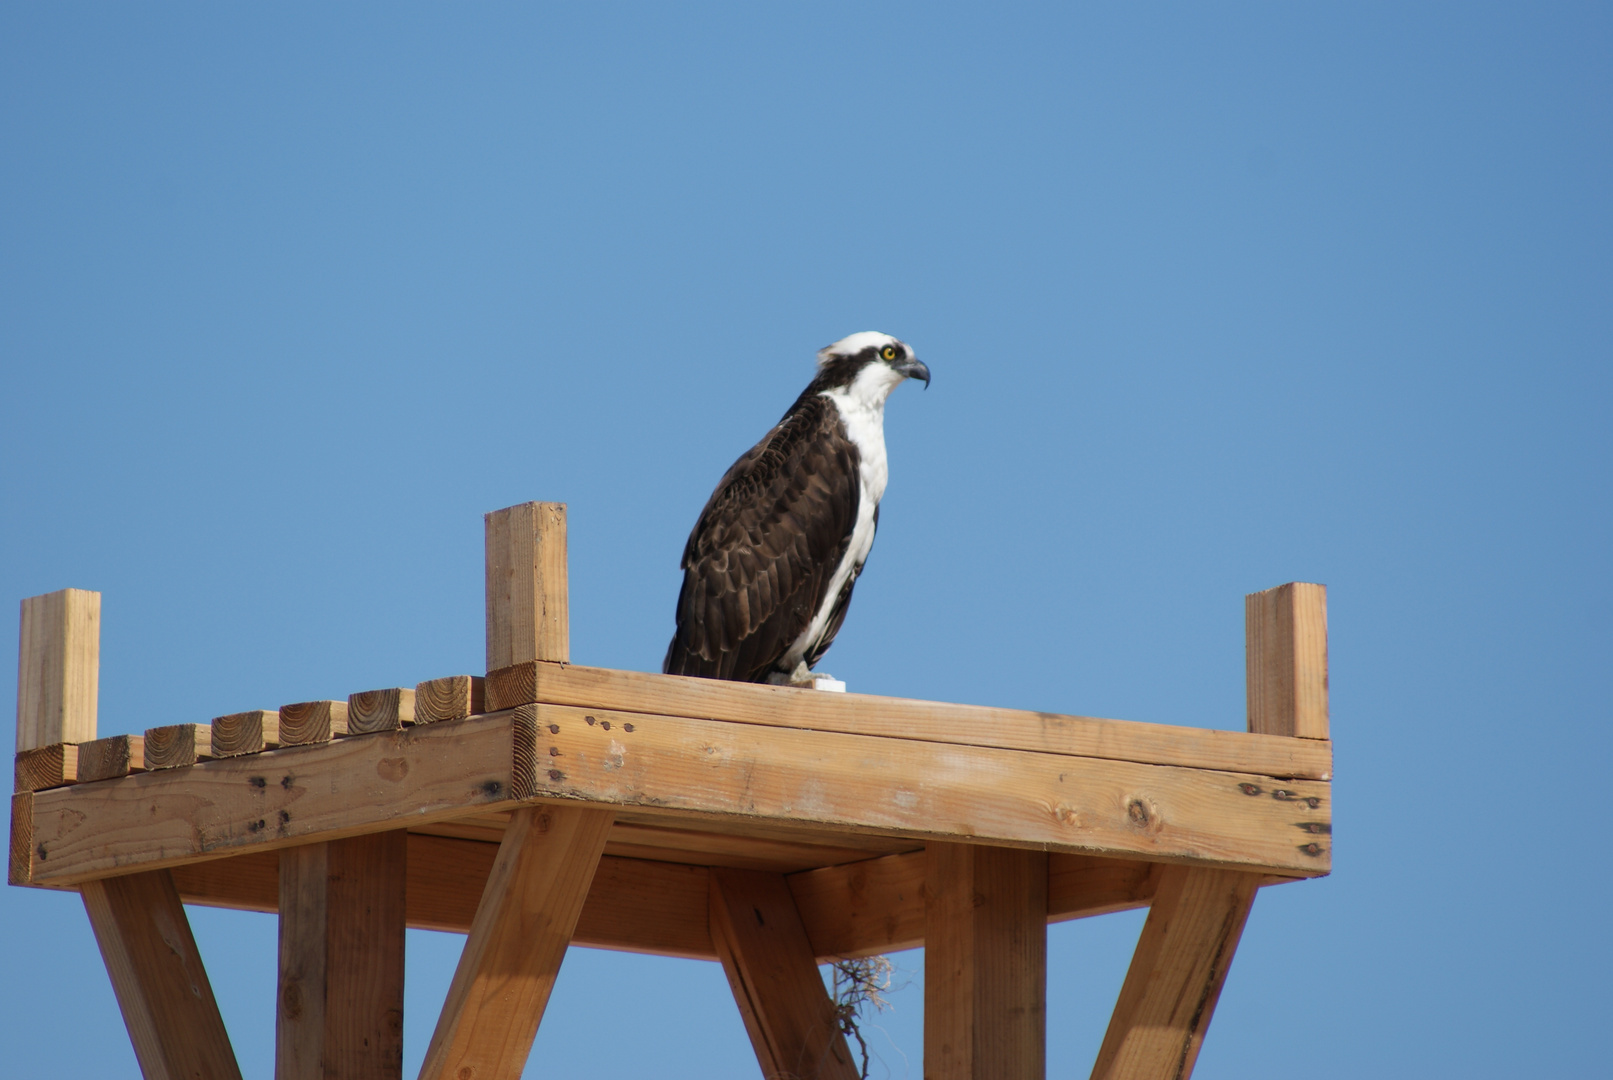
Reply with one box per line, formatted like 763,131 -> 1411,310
82,869 -> 243,1080
1246,582 -> 1328,739
924,842 -> 1048,1080
710,868 -> 860,1080
418,500 -> 611,1080
276,832 -> 407,1080
1088,867 -> 1258,1080
16,588 -> 100,751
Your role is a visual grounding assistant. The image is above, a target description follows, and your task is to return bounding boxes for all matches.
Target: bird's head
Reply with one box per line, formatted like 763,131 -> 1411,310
812,331 -> 931,403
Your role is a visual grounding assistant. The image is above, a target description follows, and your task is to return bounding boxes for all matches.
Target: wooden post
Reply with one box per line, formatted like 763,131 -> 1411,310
709,868 -> 859,1080
16,588 -> 99,752
485,502 -> 568,669
81,869 -> 242,1080
1246,582 -> 1328,739
1088,867 -> 1259,1080
924,842 -> 1048,1080
276,832 -> 407,1080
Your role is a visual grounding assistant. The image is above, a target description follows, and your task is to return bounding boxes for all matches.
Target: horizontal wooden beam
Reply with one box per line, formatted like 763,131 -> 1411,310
415,676 -> 484,724
21,709 -> 536,887
488,660 -> 1331,781
528,703 -> 1330,876
15,743 -> 78,792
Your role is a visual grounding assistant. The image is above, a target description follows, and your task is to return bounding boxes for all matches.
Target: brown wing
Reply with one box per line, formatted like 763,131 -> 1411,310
664,394 -> 860,681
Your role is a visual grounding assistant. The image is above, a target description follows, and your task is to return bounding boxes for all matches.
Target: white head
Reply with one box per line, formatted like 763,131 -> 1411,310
810,331 -> 931,405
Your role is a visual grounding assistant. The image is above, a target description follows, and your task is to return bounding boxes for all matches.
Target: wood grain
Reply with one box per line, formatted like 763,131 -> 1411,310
925,843 -> 1047,1080
143,724 -> 212,770
1090,866 -> 1260,1080
710,868 -> 859,1080
16,588 -> 99,752
348,688 -> 415,735
418,804 -> 611,1080
487,660 -> 1331,781
278,701 -> 350,747
81,868 -> 242,1080
212,710 -> 280,757
10,791 -> 32,886
414,675 -> 485,724
1246,582 -> 1329,740
485,502 -> 568,670
14,743 -> 78,792
76,734 -> 145,783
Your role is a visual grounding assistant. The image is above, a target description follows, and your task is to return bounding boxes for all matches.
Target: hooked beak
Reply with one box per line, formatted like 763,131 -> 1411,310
896,356 -> 931,389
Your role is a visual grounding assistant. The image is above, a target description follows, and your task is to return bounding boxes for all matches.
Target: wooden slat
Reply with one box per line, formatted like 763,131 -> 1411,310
15,743 -> 77,792
212,710 -> 280,757
1247,582 -> 1329,740
144,723 -> 213,769
348,688 -> 415,735
419,805 -> 612,1080
24,708 -> 537,886
485,501 -> 568,669
488,660 -> 1331,781
16,588 -> 99,752
77,734 -> 145,783
277,832 -> 406,1080
527,703 -> 1331,876
415,675 -> 485,724
925,843 -> 1047,1080
279,700 -> 350,747
1090,866 -> 1260,1080
81,868 -> 242,1080
709,868 -> 859,1080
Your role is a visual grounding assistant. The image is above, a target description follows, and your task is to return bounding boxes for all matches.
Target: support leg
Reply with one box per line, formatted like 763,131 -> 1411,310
277,831 -> 407,1080
710,868 -> 859,1080
81,868 -> 243,1080
1089,866 -> 1259,1080
418,804 -> 613,1080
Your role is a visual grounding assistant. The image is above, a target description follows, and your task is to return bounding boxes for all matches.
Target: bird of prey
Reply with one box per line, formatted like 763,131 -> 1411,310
664,331 -> 930,684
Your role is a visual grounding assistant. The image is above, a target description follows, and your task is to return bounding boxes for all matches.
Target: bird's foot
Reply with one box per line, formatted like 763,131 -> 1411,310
766,662 -> 846,693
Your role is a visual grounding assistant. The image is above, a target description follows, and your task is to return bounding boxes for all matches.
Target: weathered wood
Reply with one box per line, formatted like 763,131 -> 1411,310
10,791 -> 32,886
485,501 -> 568,669
77,734 -> 145,783
414,675 -> 485,724
212,709 -> 280,757
16,588 -> 99,752
1090,866 -> 1260,1080
925,843 -> 1047,1080
419,805 -> 612,1080
1247,582 -> 1329,740
710,868 -> 859,1080
143,723 -> 212,769
81,868 -> 242,1080
487,660 -> 1331,781
277,832 -> 406,1080
14,743 -> 78,792
25,708 -> 537,886
279,701 -> 350,747
348,688 -> 415,735
527,703 -> 1331,876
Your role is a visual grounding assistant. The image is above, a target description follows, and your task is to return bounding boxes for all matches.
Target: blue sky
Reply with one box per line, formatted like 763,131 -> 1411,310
2,4 -> 1609,1077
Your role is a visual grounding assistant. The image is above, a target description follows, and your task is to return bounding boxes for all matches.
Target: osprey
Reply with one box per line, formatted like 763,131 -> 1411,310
664,331 -> 931,684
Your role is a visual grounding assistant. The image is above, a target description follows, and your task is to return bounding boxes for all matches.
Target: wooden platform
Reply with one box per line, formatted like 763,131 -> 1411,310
9,502 -> 1332,1080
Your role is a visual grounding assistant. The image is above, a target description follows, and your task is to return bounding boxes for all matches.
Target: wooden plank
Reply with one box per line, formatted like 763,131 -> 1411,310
77,734 -> 145,783
924,843 -> 1047,1080
485,501 -> 568,669
348,688 -> 415,735
277,832 -> 407,1080
81,868 -> 243,1080
15,743 -> 78,792
16,588 -> 99,752
279,700 -> 350,747
415,675 -> 485,724
1246,582 -> 1329,740
419,804 -> 612,1080
144,723 -> 213,769
1090,866 -> 1259,1080
488,660 -> 1331,781
10,791 -> 33,886
212,709 -> 280,757
710,868 -> 859,1080
527,703 -> 1332,876
25,708 -> 537,886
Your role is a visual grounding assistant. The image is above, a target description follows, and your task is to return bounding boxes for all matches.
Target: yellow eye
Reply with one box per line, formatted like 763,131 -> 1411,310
880,345 -> 898,361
